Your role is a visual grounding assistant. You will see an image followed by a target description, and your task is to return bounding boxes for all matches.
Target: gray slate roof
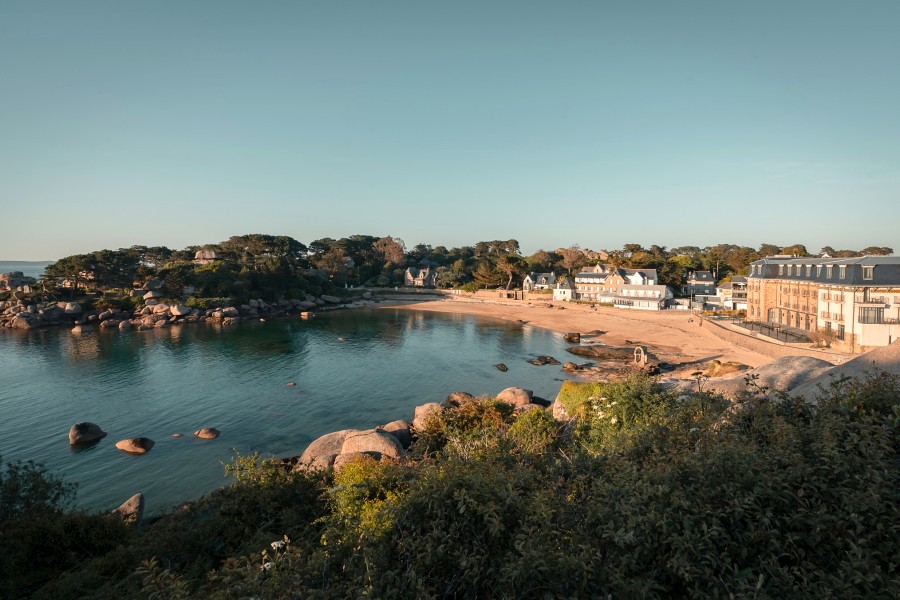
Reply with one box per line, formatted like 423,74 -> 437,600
749,256 -> 900,286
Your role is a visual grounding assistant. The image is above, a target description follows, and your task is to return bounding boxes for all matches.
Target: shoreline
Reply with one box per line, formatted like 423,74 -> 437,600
381,296 -> 773,376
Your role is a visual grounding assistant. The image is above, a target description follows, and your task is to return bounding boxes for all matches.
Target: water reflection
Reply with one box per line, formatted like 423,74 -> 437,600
0,309 -> 574,514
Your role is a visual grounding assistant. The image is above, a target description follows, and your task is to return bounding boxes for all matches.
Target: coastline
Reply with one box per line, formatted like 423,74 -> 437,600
382,296 -> 772,376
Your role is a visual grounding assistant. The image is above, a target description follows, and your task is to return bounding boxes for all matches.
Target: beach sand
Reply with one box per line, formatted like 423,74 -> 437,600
386,297 -> 770,376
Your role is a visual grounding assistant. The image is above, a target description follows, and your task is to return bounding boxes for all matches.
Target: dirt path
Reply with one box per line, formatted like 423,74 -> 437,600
384,297 -> 770,375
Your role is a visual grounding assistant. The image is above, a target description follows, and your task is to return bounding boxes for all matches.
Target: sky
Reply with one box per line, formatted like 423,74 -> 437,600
1,1 -> 899,260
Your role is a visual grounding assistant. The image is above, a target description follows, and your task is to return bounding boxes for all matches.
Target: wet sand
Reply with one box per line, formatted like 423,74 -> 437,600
386,297 -> 770,376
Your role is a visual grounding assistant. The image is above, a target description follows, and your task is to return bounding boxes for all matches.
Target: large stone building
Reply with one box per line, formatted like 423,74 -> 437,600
747,256 -> 900,351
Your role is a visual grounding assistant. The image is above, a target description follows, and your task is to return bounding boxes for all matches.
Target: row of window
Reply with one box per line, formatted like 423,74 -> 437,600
766,264 -> 874,280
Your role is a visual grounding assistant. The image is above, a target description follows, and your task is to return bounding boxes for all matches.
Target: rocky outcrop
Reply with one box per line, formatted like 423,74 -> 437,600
528,356 -> 560,366
341,429 -> 403,458
0,271 -> 37,291
495,363 -> 508,372
412,402 -> 443,431
295,429 -> 358,471
112,493 -> 144,525
294,426 -> 405,472
446,391 -> 475,406
115,437 -> 155,454
68,422 -> 107,445
496,387 -> 534,408
380,420 -> 412,449
194,427 -> 220,439
565,345 -> 634,360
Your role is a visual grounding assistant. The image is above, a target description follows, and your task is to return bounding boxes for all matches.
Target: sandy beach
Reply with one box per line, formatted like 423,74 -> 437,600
387,297 -> 771,376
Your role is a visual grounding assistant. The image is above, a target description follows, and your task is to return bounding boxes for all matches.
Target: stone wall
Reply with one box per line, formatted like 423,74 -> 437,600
704,319 -> 848,364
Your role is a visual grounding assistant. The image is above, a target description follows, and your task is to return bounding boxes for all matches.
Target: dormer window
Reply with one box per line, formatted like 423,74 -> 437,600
787,265 -> 793,276
826,265 -> 833,278
816,265 -> 822,277
805,265 -> 811,277
839,266 -> 846,280
863,266 -> 874,280
779,265 -> 784,275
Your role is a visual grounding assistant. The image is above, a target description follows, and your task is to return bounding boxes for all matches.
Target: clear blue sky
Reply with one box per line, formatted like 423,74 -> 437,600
1,1 -> 898,260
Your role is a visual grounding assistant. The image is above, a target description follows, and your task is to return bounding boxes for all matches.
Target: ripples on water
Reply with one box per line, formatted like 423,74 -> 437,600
0,308 -> 573,514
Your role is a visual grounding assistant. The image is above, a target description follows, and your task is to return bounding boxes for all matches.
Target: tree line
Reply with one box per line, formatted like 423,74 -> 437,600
42,234 -> 894,299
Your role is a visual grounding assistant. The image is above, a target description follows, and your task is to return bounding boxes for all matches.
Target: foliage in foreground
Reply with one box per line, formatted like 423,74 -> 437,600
2,374 -> 898,599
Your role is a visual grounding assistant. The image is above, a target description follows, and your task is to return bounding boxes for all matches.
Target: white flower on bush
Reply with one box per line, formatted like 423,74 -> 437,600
271,540 -> 286,552
610,417 -> 618,425
261,561 -> 274,572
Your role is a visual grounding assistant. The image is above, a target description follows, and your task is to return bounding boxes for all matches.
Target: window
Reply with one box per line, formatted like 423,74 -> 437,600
859,307 -> 884,324
839,266 -> 846,280
816,265 -> 822,277
826,265 -> 833,278
837,324 -> 845,340
787,265 -> 793,276
805,265 -> 811,277
779,265 -> 784,275
863,266 -> 874,280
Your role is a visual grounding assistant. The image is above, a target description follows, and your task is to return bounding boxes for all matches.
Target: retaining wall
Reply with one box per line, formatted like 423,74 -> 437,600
704,319 -> 849,364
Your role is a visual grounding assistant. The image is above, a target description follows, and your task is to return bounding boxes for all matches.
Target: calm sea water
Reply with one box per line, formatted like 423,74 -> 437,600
0,261 -> 53,278
0,308 -> 573,514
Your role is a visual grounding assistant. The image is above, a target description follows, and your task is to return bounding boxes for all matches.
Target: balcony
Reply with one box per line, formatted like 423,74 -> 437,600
855,295 -> 889,306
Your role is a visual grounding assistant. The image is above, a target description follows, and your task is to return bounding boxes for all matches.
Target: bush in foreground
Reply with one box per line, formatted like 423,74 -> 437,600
6,374 -> 898,599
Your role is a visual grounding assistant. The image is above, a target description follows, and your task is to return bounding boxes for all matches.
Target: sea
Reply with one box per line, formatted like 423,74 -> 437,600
0,260 -> 53,279
0,305 -> 575,514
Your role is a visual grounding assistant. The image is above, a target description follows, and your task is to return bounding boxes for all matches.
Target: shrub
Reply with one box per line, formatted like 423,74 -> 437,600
185,296 -> 232,310
413,398 -> 515,457
507,408 -> 559,454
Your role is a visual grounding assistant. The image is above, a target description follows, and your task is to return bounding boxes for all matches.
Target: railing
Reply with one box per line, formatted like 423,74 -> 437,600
855,295 -> 888,304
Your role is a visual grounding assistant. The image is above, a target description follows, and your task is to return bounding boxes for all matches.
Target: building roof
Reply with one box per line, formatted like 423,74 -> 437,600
688,270 -> 714,282
749,256 -> 900,286
556,277 -> 575,290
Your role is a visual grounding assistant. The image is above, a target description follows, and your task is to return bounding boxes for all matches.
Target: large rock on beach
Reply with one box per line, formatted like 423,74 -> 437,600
194,427 -> 220,439
63,302 -> 82,314
112,493 -> 145,525
68,422 -> 107,445
143,291 -> 163,300
295,429 -> 358,471
320,294 -> 341,304
565,345 -> 635,360
496,387 -> 534,408
412,402 -> 443,431
341,429 -> 403,458
115,437 -> 155,454
380,420 -> 412,449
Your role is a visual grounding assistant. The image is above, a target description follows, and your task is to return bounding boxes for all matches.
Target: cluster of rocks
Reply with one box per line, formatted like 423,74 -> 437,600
0,271 -> 37,292
1,276 -> 378,331
67,421 -> 220,525
293,387 -> 550,473
0,299 -> 87,330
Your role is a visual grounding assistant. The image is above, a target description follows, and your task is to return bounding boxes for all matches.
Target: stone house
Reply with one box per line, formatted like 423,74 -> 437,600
523,271 -> 557,291
683,271 -> 716,297
404,263 -> 437,287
